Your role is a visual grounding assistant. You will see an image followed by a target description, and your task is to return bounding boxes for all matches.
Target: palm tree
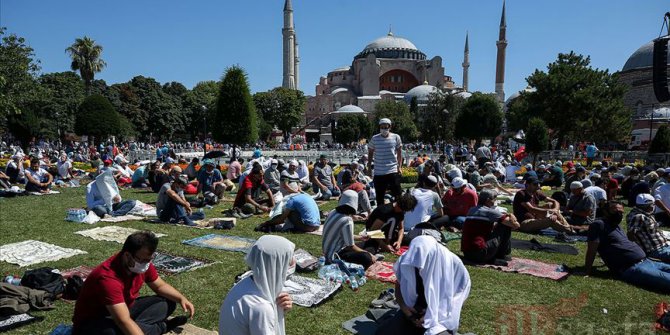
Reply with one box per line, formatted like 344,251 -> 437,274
65,36 -> 106,94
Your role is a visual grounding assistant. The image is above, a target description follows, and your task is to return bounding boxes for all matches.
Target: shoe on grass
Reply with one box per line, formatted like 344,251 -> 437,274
370,288 -> 395,308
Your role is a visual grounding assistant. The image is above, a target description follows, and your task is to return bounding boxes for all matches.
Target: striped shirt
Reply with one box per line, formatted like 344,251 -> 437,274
322,211 -> 354,263
369,133 -> 402,176
280,170 -> 301,195
626,207 -> 669,254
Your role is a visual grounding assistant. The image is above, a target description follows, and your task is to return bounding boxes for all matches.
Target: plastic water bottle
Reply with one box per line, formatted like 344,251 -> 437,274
357,276 -> 367,286
318,256 -> 325,268
350,276 -> 359,290
4,275 -> 21,285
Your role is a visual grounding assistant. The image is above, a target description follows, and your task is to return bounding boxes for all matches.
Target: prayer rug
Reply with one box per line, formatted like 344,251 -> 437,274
99,214 -> 144,223
182,234 -> 255,253
511,238 -> 579,255
0,240 -> 87,267
441,231 -> 461,243
0,313 -> 43,333
365,261 -> 397,284
393,246 -> 409,256
27,190 -> 60,196
75,226 -> 166,244
127,200 -> 157,217
284,274 -> 341,307
342,308 -> 398,335
145,217 -> 236,230
60,265 -> 94,280
152,251 -> 215,275
166,323 -> 218,335
478,257 -> 569,281
538,228 -> 588,242
294,249 -> 318,272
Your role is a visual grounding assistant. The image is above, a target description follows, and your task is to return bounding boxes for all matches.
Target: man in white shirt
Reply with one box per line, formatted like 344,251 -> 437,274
25,158 -> 53,193
655,169 -> 670,226
404,176 -> 443,232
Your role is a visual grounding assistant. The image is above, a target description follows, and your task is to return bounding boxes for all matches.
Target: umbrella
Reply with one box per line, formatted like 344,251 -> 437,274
203,150 -> 225,159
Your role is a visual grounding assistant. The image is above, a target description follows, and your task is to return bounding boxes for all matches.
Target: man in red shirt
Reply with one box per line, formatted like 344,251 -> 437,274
233,165 -> 275,215
441,177 -> 478,230
603,167 -> 619,201
72,231 -> 194,335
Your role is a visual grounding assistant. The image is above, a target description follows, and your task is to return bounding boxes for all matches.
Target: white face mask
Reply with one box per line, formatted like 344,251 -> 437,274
380,129 -> 390,136
128,255 -> 151,274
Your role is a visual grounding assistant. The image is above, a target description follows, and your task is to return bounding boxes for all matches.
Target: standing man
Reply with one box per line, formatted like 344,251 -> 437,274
368,118 -> 403,207
585,142 -> 598,167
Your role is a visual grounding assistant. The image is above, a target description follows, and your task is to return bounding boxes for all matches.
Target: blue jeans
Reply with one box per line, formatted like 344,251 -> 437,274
620,258 -> 670,293
649,245 -> 670,263
312,185 -> 340,200
159,198 -> 204,225
91,200 -> 137,217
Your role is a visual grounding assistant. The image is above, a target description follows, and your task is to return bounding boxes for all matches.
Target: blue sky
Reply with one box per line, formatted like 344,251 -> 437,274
1,0 -> 666,97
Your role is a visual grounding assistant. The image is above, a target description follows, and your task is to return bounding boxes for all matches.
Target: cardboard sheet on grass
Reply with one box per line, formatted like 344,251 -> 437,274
476,257 -> 569,281
27,190 -> 60,196
166,323 -> 218,335
76,226 -> 166,244
365,261 -> 397,284
152,251 -> 216,275
0,240 -> 87,267
182,234 -> 255,253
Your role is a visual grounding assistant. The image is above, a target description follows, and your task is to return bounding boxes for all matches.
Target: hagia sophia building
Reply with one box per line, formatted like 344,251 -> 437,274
281,0 -> 669,144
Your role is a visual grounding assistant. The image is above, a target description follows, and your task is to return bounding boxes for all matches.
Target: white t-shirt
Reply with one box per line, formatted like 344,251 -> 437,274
654,183 -> 670,214
404,188 -> 443,231
219,276 -> 277,335
369,133 -> 402,176
26,167 -> 48,183
57,160 -> 72,178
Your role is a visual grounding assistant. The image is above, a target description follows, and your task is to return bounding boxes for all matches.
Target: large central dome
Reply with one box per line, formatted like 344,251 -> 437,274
355,32 -> 426,60
622,40 -> 670,72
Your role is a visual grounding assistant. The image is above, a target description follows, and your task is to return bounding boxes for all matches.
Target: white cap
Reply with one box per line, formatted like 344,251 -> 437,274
665,167 -> 670,174
538,164 -> 546,169
570,181 -> 583,190
338,190 -> 359,212
379,118 -> 392,125
447,168 -> 462,179
636,193 -> 655,206
451,177 -> 466,188
271,159 -> 278,165
425,175 -> 438,187
289,160 -> 298,167
581,179 -> 592,188
525,164 -> 533,169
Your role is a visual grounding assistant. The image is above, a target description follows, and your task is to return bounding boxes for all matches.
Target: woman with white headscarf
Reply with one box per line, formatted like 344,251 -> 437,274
376,236 -> 471,335
219,235 -> 295,335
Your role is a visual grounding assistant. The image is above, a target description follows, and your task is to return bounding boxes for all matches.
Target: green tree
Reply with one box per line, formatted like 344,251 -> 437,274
334,114 -> 372,144
0,28 -> 42,132
184,80 -> 219,139
39,71 -> 85,136
213,66 -> 258,157
6,108 -> 40,146
520,52 -> 631,143
409,96 -> 419,123
253,87 -> 305,138
454,92 -> 503,142
525,118 -> 549,167
374,100 -> 418,141
649,125 -> 670,154
419,91 -> 462,143
129,76 -> 184,140
75,94 -> 121,143
65,36 -> 106,93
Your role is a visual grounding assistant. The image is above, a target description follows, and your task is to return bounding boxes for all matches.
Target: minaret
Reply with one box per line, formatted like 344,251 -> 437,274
282,0 -> 296,89
462,31 -> 470,92
294,34 -> 300,90
495,0 -> 507,103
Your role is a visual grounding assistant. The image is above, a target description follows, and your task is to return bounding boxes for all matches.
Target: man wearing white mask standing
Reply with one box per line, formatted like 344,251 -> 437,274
368,118 -> 403,207
72,231 -> 194,335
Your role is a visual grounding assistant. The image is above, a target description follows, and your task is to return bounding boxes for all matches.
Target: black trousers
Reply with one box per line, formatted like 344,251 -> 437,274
74,296 -> 176,335
462,223 -> 512,264
337,248 -> 374,270
373,173 -> 402,206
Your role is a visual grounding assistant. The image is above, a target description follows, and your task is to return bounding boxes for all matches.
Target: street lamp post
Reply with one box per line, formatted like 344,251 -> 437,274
202,105 -> 208,156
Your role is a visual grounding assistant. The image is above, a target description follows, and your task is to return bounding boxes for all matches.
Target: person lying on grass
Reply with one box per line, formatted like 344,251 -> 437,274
256,193 -> 320,233
72,231 -> 194,335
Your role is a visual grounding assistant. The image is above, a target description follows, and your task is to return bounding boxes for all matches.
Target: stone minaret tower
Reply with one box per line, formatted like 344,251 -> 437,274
462,31 -> 470,92
282,0 -> 296,89
294,34 -> 300,90
495,0 -> 507,103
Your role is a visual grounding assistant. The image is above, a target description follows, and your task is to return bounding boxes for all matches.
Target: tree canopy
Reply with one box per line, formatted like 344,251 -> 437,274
253,87 -> 305,137
525,117 -> 549,165
333,114 -> 372,144
454,92 -> 503,141
65,36 -> 106,93
75,94 -> 122,143
374,100 -> 418,141
419,91 -> 463,143
213,66 -> 258,146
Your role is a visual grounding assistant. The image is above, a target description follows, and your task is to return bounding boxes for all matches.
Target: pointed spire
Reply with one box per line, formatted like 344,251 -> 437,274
464,31 -> 469,52
388,25 -> 393,36
284,0 -> 292,12
500,0 -> 506,27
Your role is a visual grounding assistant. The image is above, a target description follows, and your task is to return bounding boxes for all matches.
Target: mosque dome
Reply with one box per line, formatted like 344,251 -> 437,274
404,84 -> 438,103
356,31 -> 427,60
505,86 -> 537,107
454,91 -> 472,99
334,104 -> 366,114
622,40 -> 670,72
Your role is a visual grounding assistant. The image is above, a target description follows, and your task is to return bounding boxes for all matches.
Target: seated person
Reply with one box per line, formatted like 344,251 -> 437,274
0,171 -> 11,190
441,177 -> 478,230
56,153 -> 73,183
620,168 -> 640,198
322,190 -> 377,269
226,157 -> 243,183
131,163 -> 148,188
416,160 -> 444,197
376,236 -> 470,335
233,165 -> 275,215
564,166 -> 586,194
184,158 -> 199,180
655,172 -> 670,226
5,153 -> 27,184
256,193 -> 321,233
340,165 -> 373,219
481,169 -> 514,196
564,181 -> 596,230
364,192 -> 418,253
512,177 -> 576,234
461,190 -> 520,264
219,235 -> 294,335
263,159 -> 281,194
197,159 -> 225,201
147,161 -> 165,193
114,158 -> 133,186
25,158 -> 53,193
72,231 -> 194,335
297,160 -> 312,190
541,163 -> 564,188
157,175 -> 204,226
280,160 -> 303,196
86,173 -> 137,218
585,178 -> 608,217
627,194 -> 670,263
311,155 -> 340,200
403,176 -> 443,233
584,201 -> 670,293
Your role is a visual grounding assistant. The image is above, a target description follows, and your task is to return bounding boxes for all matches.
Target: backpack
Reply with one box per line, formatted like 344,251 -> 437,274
63,275 -> 85,301
20,268 -> 66,297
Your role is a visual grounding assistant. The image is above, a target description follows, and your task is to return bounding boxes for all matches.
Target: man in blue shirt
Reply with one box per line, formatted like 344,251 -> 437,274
255,193 -> 321,233
197,159 -> 225,201
585,143 -> 598,167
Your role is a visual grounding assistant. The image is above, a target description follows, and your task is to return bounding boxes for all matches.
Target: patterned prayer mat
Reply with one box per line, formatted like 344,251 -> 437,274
0,313 -> 43,333
100,214 -> 144,223
166,323 -> 218,335
0,240 -> 87,267
478,257 -> 569,281
182,234 -> 255,253
365,261 -> 397,284
60,265 -> 95,280
152,251 -> 216,275
27,190 -> 60,196
75,226 -> 166,244
284,274 -> 341,307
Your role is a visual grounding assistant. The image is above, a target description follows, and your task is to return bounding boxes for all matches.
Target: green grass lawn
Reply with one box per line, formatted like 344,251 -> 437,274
0,186 -> 667,334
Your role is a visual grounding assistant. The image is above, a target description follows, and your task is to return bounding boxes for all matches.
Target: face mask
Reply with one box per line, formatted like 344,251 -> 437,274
128,255 -> 151,274
380,129 -> 390,136
608,212 -> 624,225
